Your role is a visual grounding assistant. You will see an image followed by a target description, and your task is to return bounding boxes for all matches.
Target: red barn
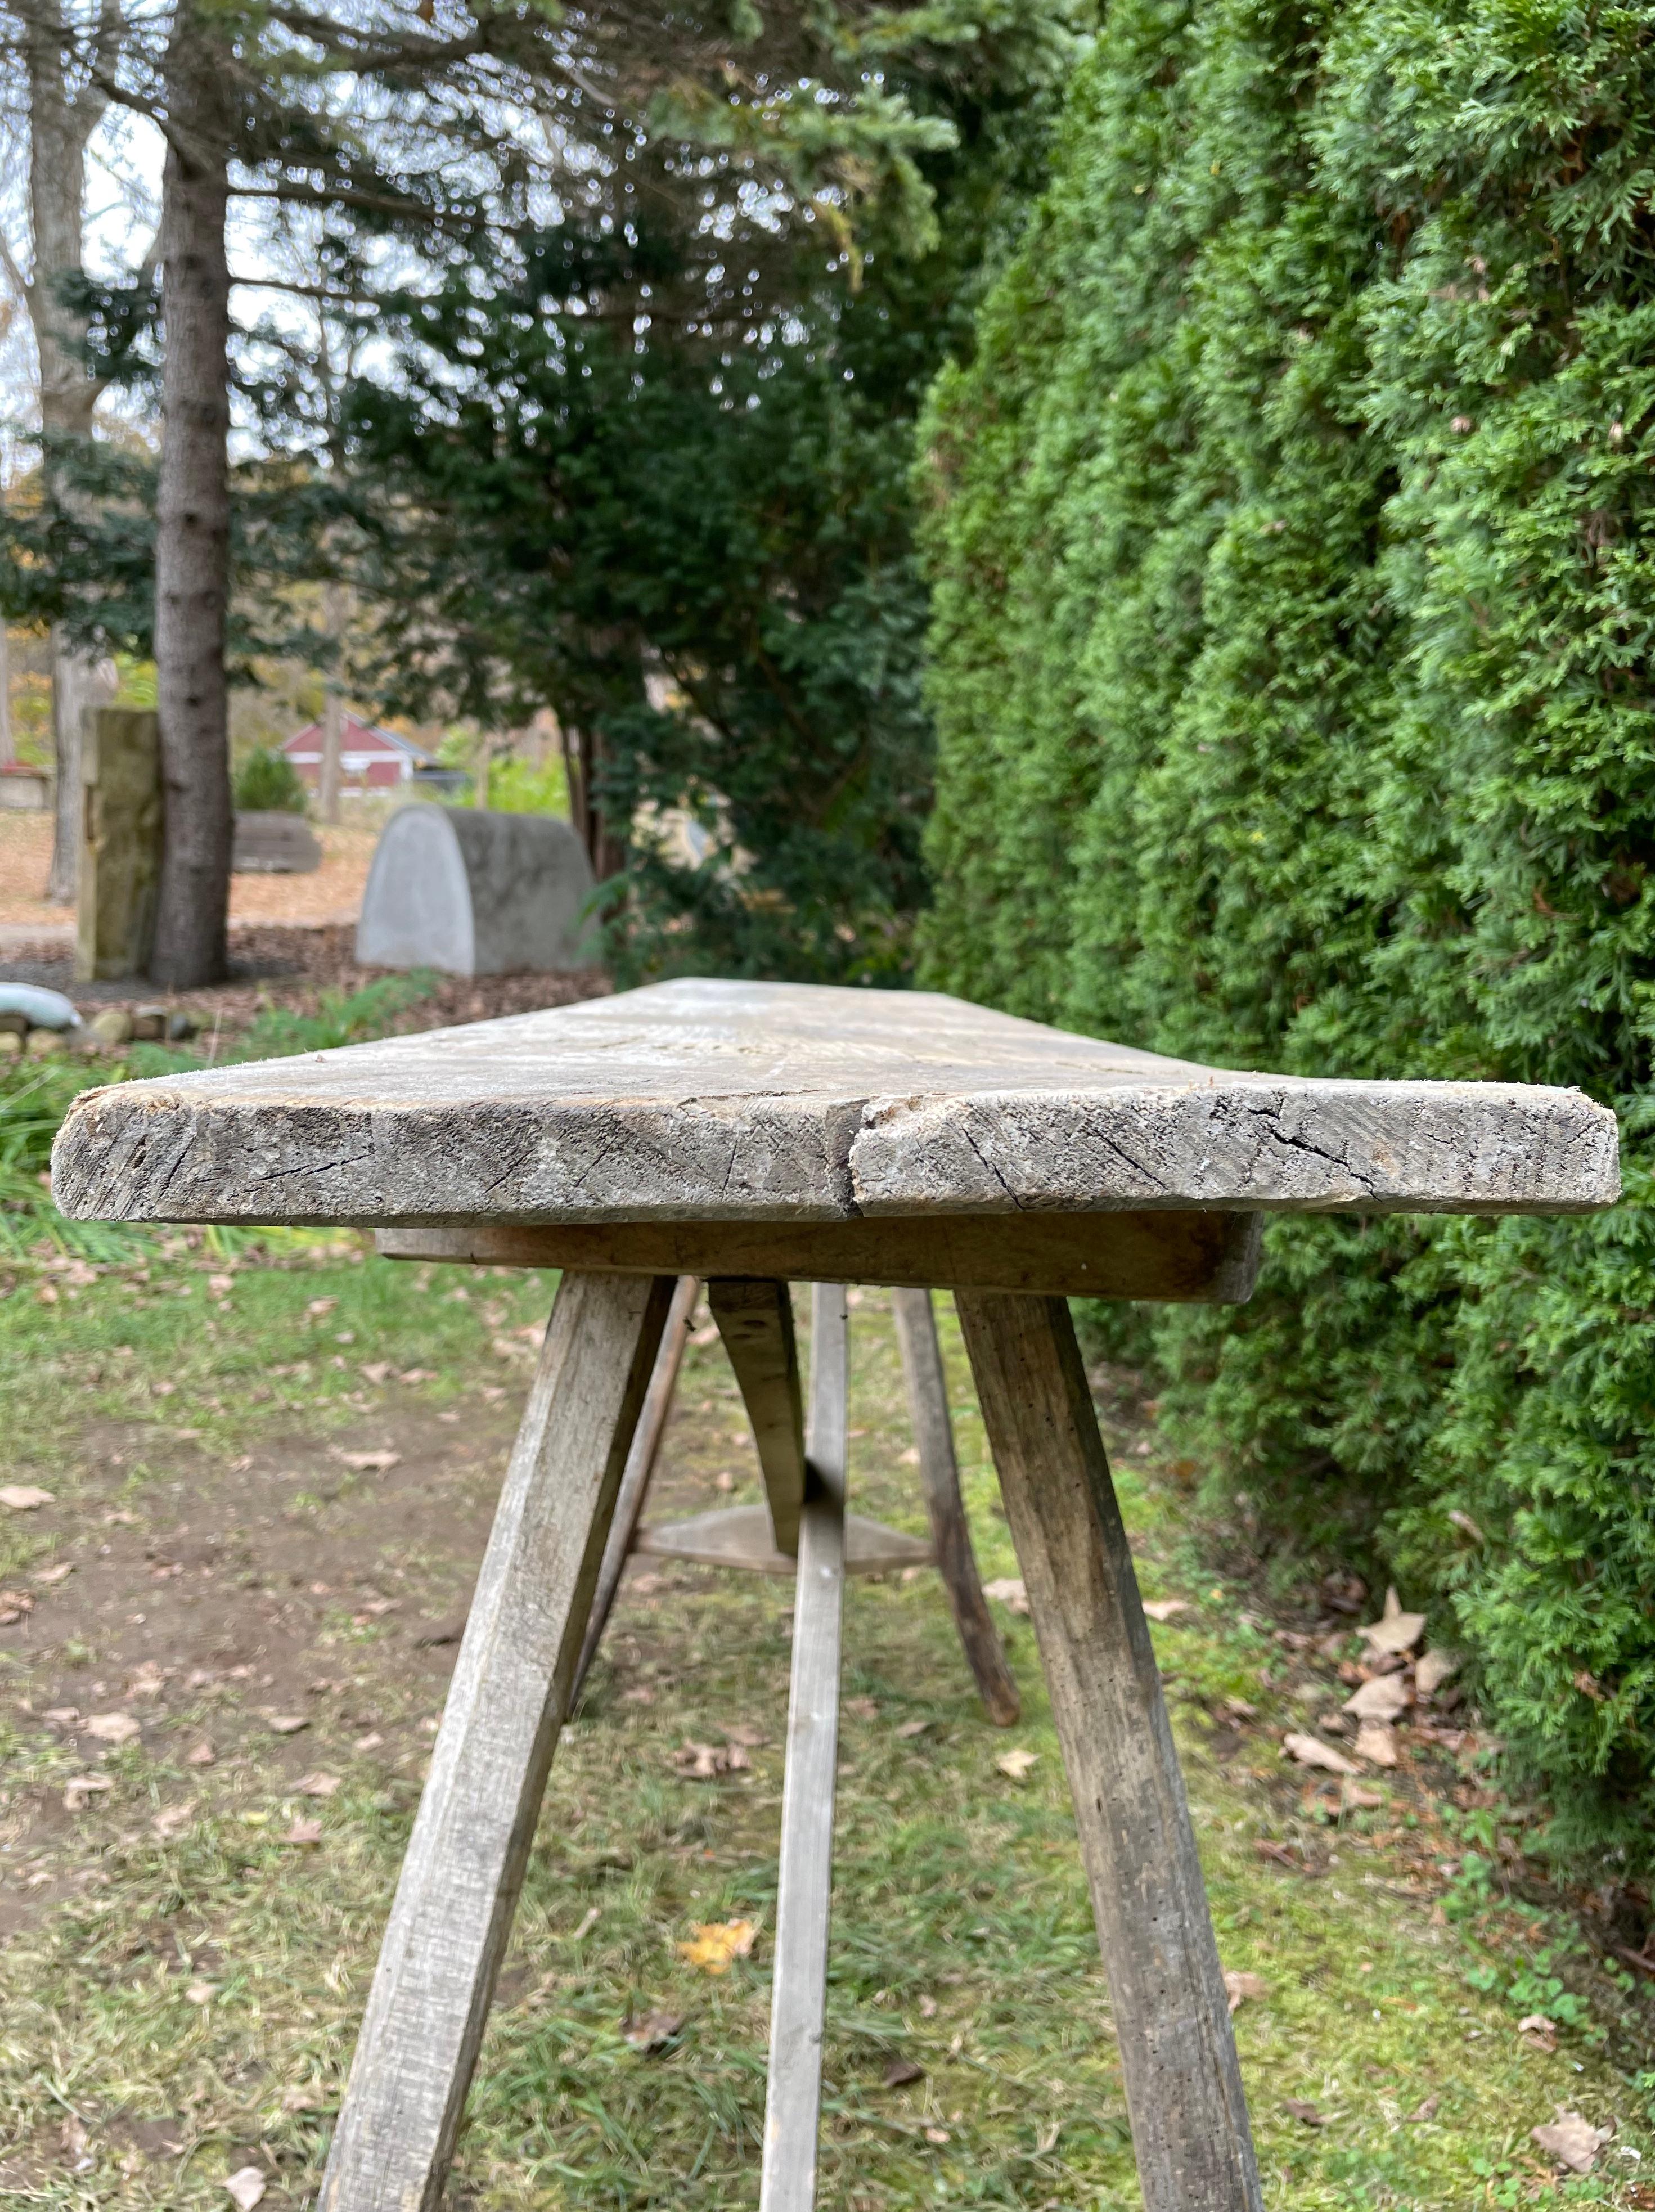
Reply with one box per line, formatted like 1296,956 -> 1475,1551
282,714 -> 436,792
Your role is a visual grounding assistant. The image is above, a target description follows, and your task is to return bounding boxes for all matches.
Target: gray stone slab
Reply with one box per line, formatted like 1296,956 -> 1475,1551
356,806 -> 601,977
50,978 -> 1620,1228
233,811 -> 322,874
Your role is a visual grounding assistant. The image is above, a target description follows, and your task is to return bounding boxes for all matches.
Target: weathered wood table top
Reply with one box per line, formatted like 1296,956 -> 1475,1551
51,978 -> 1618,1227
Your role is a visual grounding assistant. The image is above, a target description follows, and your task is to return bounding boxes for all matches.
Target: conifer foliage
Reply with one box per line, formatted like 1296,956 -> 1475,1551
920,0 -> 1655,1862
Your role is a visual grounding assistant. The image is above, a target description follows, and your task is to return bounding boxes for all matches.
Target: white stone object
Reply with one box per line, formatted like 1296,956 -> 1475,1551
51,978 -> 1620,1230
0,983 -> 80,1031
355,806 -> 599,977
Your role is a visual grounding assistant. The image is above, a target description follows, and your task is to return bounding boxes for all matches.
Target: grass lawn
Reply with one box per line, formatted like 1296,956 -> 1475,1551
0,1195 -> 1651,2206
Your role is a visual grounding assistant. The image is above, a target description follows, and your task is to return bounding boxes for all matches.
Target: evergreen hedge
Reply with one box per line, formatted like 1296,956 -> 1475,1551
918,0 -> 1655,1868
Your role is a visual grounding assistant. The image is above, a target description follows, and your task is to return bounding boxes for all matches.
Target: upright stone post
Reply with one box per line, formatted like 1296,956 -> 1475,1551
76,705 -> 163,982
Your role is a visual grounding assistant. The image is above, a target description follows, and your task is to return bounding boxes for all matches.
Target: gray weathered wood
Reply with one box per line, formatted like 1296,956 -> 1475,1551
372,1209 -> 1265,1304
709,1278 -> 808,1554
52,978 -> 1618,1228
633,1501 -> 929,1576
761,1283 -> 848,2212
318,1270 -> 676,2212
892,1287 -> 1019,1728
569,1272 -> 700,1705
955,1291 -> 1263,2212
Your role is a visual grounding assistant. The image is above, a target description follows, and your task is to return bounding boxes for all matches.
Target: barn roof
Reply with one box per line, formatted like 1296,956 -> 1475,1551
282,714 -> 435,762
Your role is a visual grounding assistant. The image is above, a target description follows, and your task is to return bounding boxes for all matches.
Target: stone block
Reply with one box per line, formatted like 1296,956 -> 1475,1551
75,707 -> 161,983
355,806 -> 602,977
233,811 -> 322,874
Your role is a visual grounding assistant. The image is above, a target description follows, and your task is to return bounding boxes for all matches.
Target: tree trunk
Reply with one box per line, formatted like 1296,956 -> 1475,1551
24,0 -> 104,903
560,721 -> 627,880
319,581 -> 345,824
150,19 -> 233,986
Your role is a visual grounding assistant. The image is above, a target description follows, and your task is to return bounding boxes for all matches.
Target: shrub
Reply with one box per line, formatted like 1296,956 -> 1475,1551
920,0 -> 1655,1866
235,744 -> 309,815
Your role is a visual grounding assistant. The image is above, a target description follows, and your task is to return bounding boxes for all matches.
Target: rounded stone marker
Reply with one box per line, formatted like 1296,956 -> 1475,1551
356,806 -> 601,977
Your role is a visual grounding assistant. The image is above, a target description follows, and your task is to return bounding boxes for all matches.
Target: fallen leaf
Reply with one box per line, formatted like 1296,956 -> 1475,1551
1343,1673 -> 1410,1722
282,1817 -> 324,1847
883,2054 -> 925,2087
1224,1970 -> 1269,2013
127,1661 -> 167,1698
0,1590 -> 34,1625
676,1919 -> 757,1975
63,1774 -> 112,1810
295,1770 -> 340,1797
918,1994 -> 937,2018
1341,1780 -> 1386,1811
723,1721 -> 768,1747
895,1718 -> 932,1739
1254,1839 -> 1308,1873
1518,2014 -> 1558,2053
152,1802 -> 195,1839
1407,2094 -> 1440,2123
924,2126 -> 951,2145
1447,1508 -> 1485,1544
281,2085 -> 324,2112
34,1562 -> 74,1585
359,1361 -> 393,1384
1283,1731 -> 1359,1776
1283,2098 -> 1328,2128
1415,1649 -> 1460,1699
334,1449 -> 399,1473
996,1747 -> 1039,1782
186,1741 -> 217,1767
305,1297 -> 338,1319
622,2008 -> 685,2053
1353,1720 -> 1400,1768
1359,1585 -> 1425,1656
982,1577 -> 1029,1615
354,1730 -> 384,1752
672,1739 -> 749,1779
84,1711 -> 141,1745
847,1696 -> 880,1720
1531,2110 -> 1611,2175
0,1485 -> 53,1511
222,2166 -> 267,2211
267,1714 -> 309,1736
1142,1598 -> 1190,1622
60,2113 -> 89,2166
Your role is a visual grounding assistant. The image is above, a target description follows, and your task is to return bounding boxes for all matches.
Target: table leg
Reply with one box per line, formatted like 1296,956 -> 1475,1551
318,1270 -> 677,2212
891,1287 -> 1020,1727
760,1283 -> 848,2212
569,1272 -> 701,1706
954,1292 -> 1262,2212
709,1276 -> 808,1557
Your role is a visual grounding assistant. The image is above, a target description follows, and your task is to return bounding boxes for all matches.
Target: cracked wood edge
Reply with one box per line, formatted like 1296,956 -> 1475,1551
956,1291 -> 1263,2212
317,1270 -> 676,2212
708,1277 -> 808,1556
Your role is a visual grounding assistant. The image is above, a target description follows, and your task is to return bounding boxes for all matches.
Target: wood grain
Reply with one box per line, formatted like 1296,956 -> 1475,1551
569,1272 -> 700,1705
52,977 -> 1618,1226
318,1270 -> 676,2212
956,1291 -> 1263,2212
760,1284 -> 848,2212
372,1208 -> 1265,1304
633,1501 -> 929,1576
709,1277 -> 808,1554
892,1287 -> 1019,1728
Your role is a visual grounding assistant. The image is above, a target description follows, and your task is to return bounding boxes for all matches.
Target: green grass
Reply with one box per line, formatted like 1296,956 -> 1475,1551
0,1040 -> 1652,2205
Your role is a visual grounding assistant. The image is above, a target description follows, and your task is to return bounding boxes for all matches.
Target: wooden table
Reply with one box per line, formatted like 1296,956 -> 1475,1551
52,979 -> 1619,2212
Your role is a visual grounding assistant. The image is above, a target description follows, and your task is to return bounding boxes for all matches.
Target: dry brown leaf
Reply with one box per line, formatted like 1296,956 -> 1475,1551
847,1697 -> 880,1720
282,1817 -> 324,1847
1353,1720 -> 1400,1768
1142,1598 -> 1190,1622
982,1577 -> 1029,1615
0,1590 -> 34,1625
295,1772 -> 341,1798
0,1485 -> 53,1511
1283,1731 -> 1359,1776
622,2008 -> 684,2053
267,1714 -> 309,1736
84,1711 -> 141,1746
1518,2014 -> 1558,2053
1283,2098 -> 1328,2128
996,1747 -> 1039,1782
359,1361 -> 393,1385
672,1740 -> 749,1780
676,1919 -> 757,1975
34,1562 -> 74,1585
895,1718 -> 932,1739
1359,1585 -> 1425,1656
222,2167 -> 267,2211
1415,1649 -> 1460,1699
186,1980 -> 216,2004
334,1449 -> 400,1473
1341,1780 -> 1386,1811
1407,2094 -> 1440,2123
1342,1673 -> 1410,1722
924,2126 -> 951,2145
723,1721 -> 768,1746
1531,2110 -> 1611,2175
152,1803 -> 195,1840
883,2054 -> 925,2087
63,1773 -> 112,1810
127,1661 -> 167,1698
186,1741 -> 217,1766
1224,1970 -> 1269,2013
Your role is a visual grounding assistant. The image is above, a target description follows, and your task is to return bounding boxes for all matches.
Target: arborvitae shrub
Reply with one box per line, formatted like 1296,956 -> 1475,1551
920,0 -> 1655,1865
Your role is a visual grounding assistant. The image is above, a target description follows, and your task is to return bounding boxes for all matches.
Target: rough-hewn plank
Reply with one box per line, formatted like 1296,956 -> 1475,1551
709,1278 -> 807,1554
956,1291 -> 1262,2212
760,1284 -> 849,2212
892,1288 -> 1019,1727
570,1273 -> 700,1705
52,978 -> 1618,1226
373,1211 -> 1265,1302
318,1271 -> 676,2212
